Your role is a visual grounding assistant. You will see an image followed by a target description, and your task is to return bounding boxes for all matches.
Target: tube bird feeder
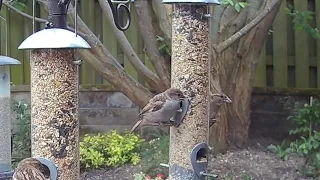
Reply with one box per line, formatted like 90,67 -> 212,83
17,0 -> 90,179
162,0 -> 220,179
0,56 -> 21,179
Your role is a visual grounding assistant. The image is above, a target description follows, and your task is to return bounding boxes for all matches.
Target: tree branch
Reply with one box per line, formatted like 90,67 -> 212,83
36,0 -> 154,108
97,0 -> 164,92
3,1 -> 46,23
153,0 -> 172,48
134,0 -> 171,89
80,49 -> 154,108
215,0 -> 282,53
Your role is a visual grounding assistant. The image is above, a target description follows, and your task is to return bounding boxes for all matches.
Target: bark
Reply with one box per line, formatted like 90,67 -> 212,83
97,0 -> 164,92
134,0 -> 171,89
153,0 -> 172,48
210,0 -> 282,152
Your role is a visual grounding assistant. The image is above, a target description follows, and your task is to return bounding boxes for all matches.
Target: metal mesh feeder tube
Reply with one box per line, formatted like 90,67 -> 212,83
0,56 -> 21,179
162,0 -> 220,179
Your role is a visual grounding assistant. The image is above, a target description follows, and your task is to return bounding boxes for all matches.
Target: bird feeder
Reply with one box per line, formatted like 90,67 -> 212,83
162,0 -> 220,179
0,56 -> 21,179
17,0 -> 90,179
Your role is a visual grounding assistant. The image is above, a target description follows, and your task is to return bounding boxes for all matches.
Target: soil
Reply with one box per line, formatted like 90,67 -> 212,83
80,138 -> 315,180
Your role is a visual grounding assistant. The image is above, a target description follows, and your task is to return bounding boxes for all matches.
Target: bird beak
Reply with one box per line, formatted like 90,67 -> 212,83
224,96 -> 232,103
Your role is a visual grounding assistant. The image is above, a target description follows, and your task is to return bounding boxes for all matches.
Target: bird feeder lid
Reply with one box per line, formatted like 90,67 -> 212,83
18,28 -> 91,50
0,56 -> 21,66
162,0 -> 220,5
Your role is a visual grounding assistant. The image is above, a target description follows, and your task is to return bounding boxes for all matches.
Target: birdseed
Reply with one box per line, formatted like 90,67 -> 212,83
0,97 -> 11,168
170,4 -> 210,179
30,49 -> 79,180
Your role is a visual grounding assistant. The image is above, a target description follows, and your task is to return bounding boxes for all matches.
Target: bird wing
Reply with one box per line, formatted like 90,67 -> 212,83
130,119 -> 143,133
13,166 -> 47,180
139,99 -> 166,116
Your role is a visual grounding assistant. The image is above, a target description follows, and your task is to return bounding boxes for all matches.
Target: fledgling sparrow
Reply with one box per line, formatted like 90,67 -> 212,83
12,158 -> 50,180
209,92 -> 232,127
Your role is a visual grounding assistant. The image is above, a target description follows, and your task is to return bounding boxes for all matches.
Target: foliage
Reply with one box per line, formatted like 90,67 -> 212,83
270,99 -> 320,177
138,130 -> 170,178
156,35 -> 171,56
267,140 -> 291,160
5,0 -> 28,11
221,0 -> 249,13
80,131 -> 144,170
133,172 -> 165,180
287,100 -> 320,177
11,100 -> 31,159
285,5 -> 320,40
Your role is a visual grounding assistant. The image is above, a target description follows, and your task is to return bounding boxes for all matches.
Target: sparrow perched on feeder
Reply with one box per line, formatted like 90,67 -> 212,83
209,93 -> 232,127
12,158 -> 50,180
130,88 -> 186,133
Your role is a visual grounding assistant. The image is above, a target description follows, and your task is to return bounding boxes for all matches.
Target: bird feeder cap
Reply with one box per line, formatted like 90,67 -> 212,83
162,0 -> 221,5
0,56 -> 21,66
18,28 -> 91,50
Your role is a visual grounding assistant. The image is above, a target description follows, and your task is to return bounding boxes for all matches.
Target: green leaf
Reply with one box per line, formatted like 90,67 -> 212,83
234,3 -> 241,12
238,2 -> 249,8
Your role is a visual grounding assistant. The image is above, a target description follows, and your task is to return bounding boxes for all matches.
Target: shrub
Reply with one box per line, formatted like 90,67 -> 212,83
287,101 -> 320,177
138,130 -> 169,178
80,131 -> 144,170
11,100 -> 31,159
269,99 -> 320,177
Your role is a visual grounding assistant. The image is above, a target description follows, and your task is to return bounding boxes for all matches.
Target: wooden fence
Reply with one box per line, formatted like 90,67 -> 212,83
0,0 -> 319,88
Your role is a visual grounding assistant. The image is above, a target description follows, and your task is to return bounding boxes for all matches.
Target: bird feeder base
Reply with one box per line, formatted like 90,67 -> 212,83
0,170 -> 14,180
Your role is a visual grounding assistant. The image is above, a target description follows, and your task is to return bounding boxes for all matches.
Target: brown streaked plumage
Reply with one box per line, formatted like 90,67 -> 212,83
12,158 -> 50,180
209,93 -> 232,127
131,88 -> 186,133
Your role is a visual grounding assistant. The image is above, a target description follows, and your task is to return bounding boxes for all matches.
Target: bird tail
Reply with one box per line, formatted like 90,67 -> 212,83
130,119 -> 143,133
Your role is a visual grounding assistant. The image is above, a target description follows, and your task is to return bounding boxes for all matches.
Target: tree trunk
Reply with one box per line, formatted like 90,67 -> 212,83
209,0 -> 282,152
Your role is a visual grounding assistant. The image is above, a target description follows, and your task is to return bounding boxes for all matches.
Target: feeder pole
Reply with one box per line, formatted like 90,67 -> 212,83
161,0 -> 220,179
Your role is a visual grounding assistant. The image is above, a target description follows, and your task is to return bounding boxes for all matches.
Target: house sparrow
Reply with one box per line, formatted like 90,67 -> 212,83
12,158 -> 50,180
209,93 -> 232,127
130,88 -> 186,133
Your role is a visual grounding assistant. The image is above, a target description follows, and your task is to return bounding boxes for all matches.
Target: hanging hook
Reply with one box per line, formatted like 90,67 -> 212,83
107,0 -> 132,31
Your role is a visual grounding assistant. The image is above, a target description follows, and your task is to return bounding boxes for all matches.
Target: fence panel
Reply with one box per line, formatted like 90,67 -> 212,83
1,0 -> 319,89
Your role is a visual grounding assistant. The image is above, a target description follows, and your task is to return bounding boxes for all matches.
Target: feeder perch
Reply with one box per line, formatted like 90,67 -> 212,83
162,0 -> 220,5
172,99 -> 190,127
191,142 -> 218,179
36,157 -> 58,180
18,28 -> 91,50
0,56 -> 21,179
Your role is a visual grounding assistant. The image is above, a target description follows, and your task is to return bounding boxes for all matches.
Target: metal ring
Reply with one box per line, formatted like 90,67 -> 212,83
107,0 -> 131,31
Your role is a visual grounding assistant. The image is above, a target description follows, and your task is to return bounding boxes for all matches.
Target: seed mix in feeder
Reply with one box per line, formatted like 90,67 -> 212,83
30,49 -> 79,180
170,4 -> 210,173
0,97 -> 11,166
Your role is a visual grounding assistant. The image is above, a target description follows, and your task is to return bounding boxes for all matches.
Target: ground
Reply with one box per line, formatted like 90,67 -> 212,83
80,138 -> 313,180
